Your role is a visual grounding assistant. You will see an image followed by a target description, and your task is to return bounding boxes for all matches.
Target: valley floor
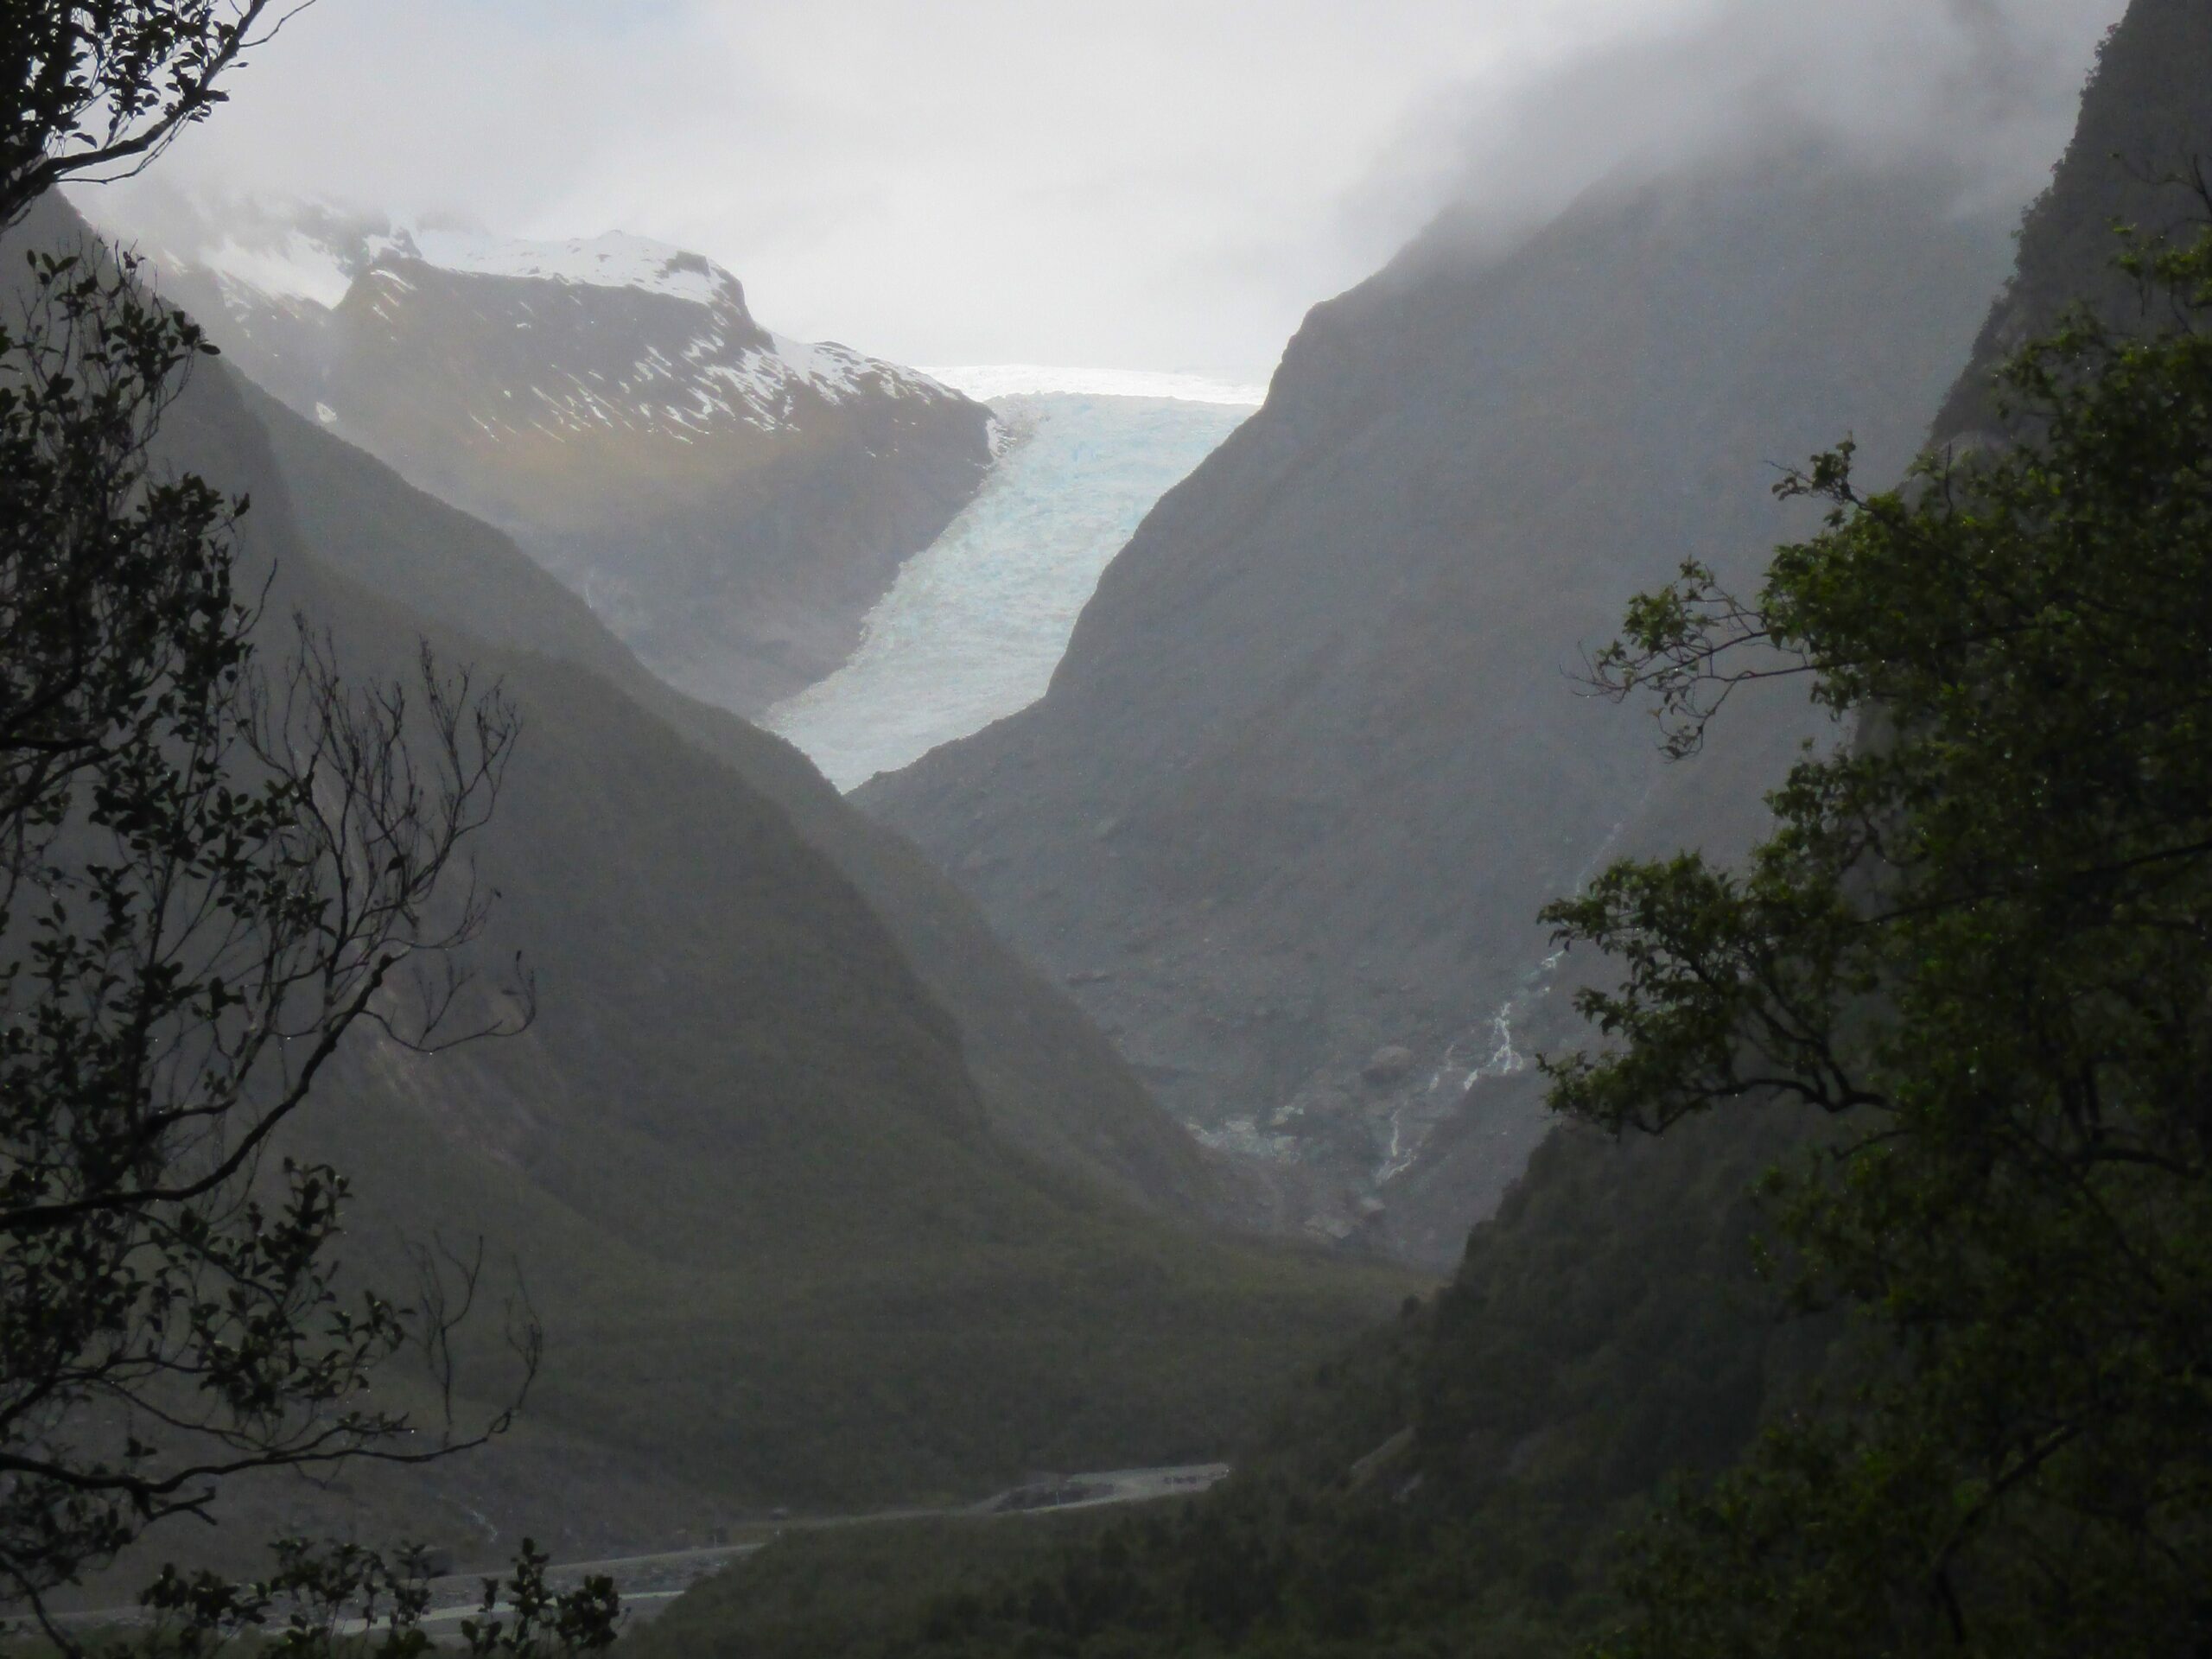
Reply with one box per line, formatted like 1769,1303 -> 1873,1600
13,1465 -> 1234,1643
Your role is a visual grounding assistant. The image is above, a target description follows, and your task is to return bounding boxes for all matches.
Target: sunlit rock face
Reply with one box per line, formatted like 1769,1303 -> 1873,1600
766,372 -> 1257,790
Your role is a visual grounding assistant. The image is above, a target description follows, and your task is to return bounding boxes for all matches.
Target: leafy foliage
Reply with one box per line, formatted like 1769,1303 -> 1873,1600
0,10 -> 569,1638
0,233 -> 537,1625
124,1536 -> 616,1659
1,3 -> 308,229
1546,222 -> 2212,1656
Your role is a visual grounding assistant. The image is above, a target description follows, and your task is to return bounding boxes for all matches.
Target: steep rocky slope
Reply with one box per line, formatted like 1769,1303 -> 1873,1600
861,143 -> 2019,1262
14,197 -> 1413,1577
119,208 -> 994,714
641,7 -> 2212,1655
236,373 -> 1234,1224
1933,0 -> 2212,440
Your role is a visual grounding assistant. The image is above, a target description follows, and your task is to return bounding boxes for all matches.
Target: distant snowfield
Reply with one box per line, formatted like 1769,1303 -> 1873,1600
766,378 -> 1259,789
921,363 -> 1270,406
166,223 -> 741,310
145,214 -> 950,439
407,230 -> 732,304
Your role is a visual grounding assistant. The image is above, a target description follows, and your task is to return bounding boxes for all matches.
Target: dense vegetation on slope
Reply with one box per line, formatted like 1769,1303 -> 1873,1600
1546,222 -> 2212,1659
639,1112 -> 1817,1658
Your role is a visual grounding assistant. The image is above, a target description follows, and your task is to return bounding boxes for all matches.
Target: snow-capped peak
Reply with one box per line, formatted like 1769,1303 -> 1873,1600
403,230 -> 735,306
84,195 -> 980,450
195,228 -> 356,309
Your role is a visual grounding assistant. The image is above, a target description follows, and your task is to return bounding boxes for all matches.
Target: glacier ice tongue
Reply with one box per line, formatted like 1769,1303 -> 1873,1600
766,387 -> 1252,789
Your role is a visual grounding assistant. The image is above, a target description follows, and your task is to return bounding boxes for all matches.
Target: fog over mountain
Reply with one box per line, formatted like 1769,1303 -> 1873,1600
92,0 -> 2120,374
860,136 -> 2031,1259
12,0 -> 2194,1650
842,0 -> 2123,1258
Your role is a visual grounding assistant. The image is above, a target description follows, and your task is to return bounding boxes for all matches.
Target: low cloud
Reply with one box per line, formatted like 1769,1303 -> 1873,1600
93,0 -> 2121,372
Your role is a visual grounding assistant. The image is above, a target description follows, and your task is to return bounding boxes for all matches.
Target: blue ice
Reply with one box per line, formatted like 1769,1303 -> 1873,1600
766,389 -> 1251,790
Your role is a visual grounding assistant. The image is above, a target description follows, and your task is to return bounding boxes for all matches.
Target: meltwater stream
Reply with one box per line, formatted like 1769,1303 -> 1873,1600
765,368 -> 1261,789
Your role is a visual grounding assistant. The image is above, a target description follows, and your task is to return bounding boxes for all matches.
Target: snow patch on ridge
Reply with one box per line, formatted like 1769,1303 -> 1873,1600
422,316 -> 957,447
767,333 -> 882,400
408,231 -> 733,305
196,231 -> 354,309
105,198 -> 983,448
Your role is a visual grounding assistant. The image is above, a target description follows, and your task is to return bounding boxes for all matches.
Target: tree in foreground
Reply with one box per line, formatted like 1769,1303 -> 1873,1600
1545,216 -> 2212,1657
2,3 -> 310,231
3,10 -> 613,1654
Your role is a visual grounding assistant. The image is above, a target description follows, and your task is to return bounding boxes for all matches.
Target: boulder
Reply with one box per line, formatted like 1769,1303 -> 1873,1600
1362,1045 -> 1415,1087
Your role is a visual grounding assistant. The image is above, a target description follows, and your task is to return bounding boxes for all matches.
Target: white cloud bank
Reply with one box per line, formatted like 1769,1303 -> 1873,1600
99,0 -> 2124,372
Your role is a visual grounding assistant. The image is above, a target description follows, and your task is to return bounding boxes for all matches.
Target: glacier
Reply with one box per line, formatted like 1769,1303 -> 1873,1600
765,375 -> 1257,790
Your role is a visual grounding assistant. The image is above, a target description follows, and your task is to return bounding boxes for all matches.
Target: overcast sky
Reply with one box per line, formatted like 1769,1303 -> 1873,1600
108,0 -> 2123,372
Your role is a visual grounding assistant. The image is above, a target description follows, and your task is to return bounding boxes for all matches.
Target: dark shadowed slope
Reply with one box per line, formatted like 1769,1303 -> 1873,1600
237,374 -> 1232,1223
861,143 -> 2018,1263
12,196 -> 1416,1579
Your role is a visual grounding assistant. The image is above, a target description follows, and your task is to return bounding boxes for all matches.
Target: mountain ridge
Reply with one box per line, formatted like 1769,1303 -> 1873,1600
93,198 -> 996,715
14,194 -> 1416,1581
667,8 -> 2212,1653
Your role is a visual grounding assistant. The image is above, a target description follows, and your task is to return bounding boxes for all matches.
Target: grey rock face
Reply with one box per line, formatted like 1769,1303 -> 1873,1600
1361,1046 -> 1415,1087
861,146 -> 2024,1264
